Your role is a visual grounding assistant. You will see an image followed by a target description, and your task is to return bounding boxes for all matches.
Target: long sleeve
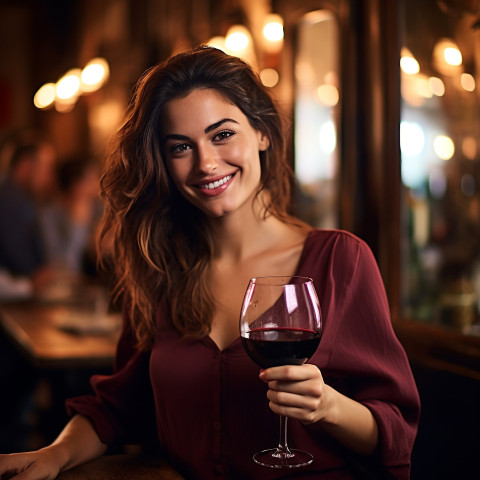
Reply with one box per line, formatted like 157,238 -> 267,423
65,312 -> 157,447
64,229 -> 420,479
298,230 -> 420,478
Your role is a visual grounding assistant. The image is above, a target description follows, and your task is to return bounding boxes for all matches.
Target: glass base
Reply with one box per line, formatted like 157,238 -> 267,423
253,448 -> 313,468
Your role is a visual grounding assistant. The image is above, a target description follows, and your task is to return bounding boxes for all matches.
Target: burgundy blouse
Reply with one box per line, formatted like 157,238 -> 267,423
66,230 -> 420,479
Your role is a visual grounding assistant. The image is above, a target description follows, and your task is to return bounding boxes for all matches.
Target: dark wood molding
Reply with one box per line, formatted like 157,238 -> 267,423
395,320 -> 480,380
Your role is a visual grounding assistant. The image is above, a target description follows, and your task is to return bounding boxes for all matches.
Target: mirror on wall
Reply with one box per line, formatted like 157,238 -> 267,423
400,0 -> 480,335
293,10 -> 339,229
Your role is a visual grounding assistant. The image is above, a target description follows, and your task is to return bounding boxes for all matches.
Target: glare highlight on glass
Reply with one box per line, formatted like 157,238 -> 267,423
433,135 -> 455,160
284,284 -> 299,314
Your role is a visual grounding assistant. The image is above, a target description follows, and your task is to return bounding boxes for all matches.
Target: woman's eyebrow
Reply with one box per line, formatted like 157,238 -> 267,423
163,118 -> 239,142
204,118 -> 238,134
163,133 -> 189,141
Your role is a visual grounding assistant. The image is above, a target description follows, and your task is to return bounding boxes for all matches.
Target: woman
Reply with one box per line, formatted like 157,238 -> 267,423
0,46 -> 420,480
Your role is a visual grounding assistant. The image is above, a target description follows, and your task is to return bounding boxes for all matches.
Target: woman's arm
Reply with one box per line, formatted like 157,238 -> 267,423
259,364 -> 379,456
0,415 -> 107,480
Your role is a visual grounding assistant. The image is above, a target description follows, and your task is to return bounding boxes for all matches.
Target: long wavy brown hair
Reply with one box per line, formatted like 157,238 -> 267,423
98,46 -> 297,349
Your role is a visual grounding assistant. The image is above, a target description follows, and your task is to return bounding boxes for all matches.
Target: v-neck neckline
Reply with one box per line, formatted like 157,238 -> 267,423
205,229 -> 314,352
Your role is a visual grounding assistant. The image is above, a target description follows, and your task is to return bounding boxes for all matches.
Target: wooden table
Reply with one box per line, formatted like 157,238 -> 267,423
0,300 -> 123,450
0,301 -> 121,369
57,454 -> 185,480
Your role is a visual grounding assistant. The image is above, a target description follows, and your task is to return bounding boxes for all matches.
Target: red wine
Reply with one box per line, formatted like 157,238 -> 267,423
241,327 -> 321,368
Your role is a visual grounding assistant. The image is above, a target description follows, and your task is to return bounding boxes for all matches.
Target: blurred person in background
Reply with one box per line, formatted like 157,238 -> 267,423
0,138 -> 57,300
39,156 -> 103,279
0,135 -> 57,451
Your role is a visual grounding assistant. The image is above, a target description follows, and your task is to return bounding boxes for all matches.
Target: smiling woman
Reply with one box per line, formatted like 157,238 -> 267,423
0,46 -> 420,480
101,47 -> 296,345
162,89 -> 269,217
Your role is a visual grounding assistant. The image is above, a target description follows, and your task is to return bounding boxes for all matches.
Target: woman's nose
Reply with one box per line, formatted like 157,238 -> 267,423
196,143 -> 219,174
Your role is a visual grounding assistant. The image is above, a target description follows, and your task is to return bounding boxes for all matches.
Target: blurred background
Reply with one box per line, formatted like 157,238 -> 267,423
0,0 -> 479,478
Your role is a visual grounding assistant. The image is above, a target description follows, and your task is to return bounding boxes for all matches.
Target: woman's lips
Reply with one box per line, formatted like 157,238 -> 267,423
195,173 -> 235,197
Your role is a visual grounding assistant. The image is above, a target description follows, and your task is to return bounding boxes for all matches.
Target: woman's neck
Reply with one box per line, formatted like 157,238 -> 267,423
207,197 -> 304,265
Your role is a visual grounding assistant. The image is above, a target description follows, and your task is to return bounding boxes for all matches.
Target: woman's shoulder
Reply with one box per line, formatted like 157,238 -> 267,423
304,228 -> 366,253
298,229 -> 381,300
299,228 -> 376,276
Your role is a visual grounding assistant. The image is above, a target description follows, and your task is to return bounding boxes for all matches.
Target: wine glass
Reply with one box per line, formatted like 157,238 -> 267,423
239,275 -> 322,468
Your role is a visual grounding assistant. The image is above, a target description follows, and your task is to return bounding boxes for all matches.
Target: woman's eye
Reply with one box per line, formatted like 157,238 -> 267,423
213,130 -> 235,142
170,143 -> 190,155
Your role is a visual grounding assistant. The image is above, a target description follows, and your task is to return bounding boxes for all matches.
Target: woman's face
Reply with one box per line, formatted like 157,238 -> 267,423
162,88 -> 269,218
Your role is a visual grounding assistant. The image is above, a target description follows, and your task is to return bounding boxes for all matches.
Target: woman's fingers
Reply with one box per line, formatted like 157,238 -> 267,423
259,364 -> 328,424
267,377 -> 324,396
268,402 -> 319,423
0,453 -> 59,480
260,364 -> 324,396
260,364 -> 320,382
0,453 -> 28,477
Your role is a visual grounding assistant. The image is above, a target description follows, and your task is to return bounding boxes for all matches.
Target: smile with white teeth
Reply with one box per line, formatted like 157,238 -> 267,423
199,174 -> 233,190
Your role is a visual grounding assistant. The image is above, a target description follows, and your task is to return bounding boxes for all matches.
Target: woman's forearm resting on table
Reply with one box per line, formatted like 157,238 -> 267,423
0,415 -> 107,480
48,414 -> 108,471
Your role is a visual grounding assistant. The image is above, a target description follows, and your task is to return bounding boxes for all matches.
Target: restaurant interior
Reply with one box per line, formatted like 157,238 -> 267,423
0,0 -> 479,478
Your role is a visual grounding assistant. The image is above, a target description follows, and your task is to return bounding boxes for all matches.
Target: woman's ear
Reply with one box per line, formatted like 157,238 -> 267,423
258,132 -> 270,152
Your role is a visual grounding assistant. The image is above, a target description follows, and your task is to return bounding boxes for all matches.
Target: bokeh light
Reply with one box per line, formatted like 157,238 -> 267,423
80,57 -> 110,93
433,135 -> 455,160
33,83 -> 56,109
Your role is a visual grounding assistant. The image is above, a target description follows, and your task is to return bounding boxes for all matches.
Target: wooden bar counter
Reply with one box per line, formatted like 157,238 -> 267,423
57,454 -> 185,479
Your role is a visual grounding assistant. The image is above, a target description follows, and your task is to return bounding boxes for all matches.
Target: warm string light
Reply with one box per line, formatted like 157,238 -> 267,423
33,83 -> 56,109
460,73 -> 475,92
225,25 -> 251,52
262,14 -> 284,53
81,58 -> 110,92
400,47 -> 420,75
33,57 -> 110,112
400,37 -> 471,189
432,38 -> 463,75
401,36 -> 475,107
207,13 -> 284,88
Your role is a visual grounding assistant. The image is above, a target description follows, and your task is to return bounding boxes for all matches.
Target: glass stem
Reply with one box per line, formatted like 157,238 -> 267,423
277,415 -> 292,454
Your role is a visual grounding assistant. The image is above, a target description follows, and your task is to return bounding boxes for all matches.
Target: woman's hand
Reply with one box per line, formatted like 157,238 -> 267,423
0,446 -> 61,480
0,415 -> 107,480
259,364 -> 379,456
259,364 -> 330,425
